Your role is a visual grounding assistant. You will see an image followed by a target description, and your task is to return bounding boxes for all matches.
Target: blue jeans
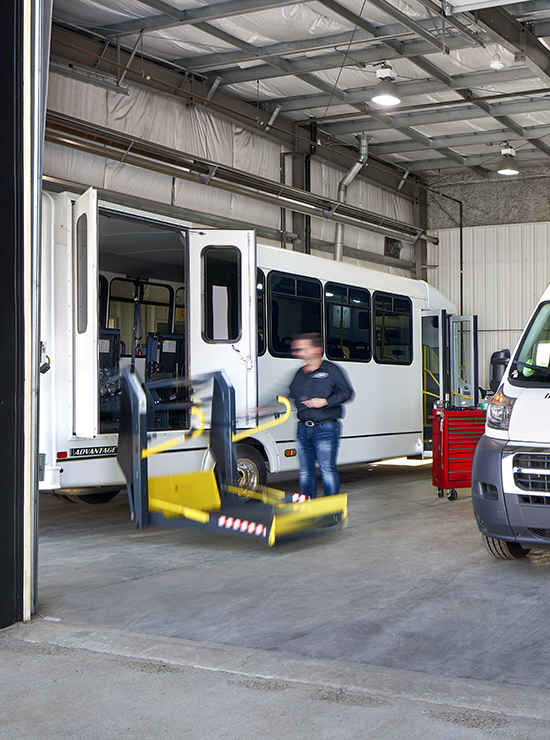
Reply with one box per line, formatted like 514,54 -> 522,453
296,421 -> 341,498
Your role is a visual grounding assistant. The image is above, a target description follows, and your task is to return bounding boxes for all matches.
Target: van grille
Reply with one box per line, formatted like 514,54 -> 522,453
528,528 -> 550,539
520,495 -> 550,505
513,453 -> 550,492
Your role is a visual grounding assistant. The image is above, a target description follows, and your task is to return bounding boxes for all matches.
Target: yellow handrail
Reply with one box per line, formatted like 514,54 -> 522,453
142,402 -> 205,459
232,396 -> 291,443
451,390 -> 474,401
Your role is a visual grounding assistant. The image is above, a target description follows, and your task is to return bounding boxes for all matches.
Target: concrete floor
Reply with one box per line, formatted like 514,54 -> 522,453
3,461 -> 550,738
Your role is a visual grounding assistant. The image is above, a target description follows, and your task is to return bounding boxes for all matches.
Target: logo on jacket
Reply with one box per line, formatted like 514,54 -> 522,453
311,372 -> 329,378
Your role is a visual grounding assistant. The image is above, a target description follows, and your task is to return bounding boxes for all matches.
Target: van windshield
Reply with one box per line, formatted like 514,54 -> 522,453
510,301 -> 550,384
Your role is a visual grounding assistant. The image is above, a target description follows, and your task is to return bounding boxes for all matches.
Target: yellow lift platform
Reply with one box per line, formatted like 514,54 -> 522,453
117,370 -> 347,546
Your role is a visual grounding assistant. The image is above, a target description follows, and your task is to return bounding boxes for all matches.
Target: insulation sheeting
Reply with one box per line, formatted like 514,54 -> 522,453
427,222 -> 550,388
46,70 -> 417,263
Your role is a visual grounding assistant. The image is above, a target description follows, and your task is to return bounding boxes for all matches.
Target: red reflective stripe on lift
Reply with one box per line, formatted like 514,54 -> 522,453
218,515 -> 266,537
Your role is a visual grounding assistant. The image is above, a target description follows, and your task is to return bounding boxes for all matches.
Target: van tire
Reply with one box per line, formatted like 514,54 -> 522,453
483,536 -> 531,560
236,444 -> 267,490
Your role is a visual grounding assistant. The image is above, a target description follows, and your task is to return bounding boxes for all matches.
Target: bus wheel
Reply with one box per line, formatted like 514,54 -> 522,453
483,536 -> 531,560
60,489 -> 122,505
236,444 -> 267,491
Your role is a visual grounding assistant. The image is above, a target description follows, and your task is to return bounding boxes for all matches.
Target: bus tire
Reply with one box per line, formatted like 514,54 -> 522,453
236,444 -> 267,490
59,489 -> 122,505
483,536 -> 531,560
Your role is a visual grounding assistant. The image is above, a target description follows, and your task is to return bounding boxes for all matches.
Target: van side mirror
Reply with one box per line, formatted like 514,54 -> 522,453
489,349 -> 510,393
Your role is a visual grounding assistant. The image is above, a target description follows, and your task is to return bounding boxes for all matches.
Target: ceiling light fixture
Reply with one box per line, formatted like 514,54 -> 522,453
489,53 -> 505,70
497,144 -> 520,176
372,64 -> 400,107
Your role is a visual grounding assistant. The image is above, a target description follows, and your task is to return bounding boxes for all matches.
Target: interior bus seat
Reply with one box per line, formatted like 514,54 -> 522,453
328,344 -> 346,359
350,342 -> 369,360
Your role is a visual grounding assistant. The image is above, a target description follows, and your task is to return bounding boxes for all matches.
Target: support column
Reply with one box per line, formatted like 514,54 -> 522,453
414,184 -> 428,282
291,153 -> 310,254
0,0 -> 25,629
0,0 -> 43,628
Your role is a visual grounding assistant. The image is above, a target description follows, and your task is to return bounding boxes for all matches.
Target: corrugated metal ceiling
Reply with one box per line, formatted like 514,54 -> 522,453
50,0 -> 550,178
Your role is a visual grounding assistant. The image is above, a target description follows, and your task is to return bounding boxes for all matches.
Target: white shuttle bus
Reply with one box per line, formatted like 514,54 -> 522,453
473,282 -> 550,558
40,187 -> 457,503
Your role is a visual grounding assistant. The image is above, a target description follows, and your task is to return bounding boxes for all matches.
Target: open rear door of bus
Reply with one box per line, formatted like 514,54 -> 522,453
72,187 -> 98,438
449,315 -> 479,408
421,309 -> 447,452
421,310 -> 479,452
187,229 -> 257,428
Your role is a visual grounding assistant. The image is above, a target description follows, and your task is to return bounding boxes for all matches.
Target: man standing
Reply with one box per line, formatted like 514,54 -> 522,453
289,333 -> 354,498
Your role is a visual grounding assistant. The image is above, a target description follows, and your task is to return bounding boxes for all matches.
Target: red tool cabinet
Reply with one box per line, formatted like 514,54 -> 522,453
432,408 -> 486,500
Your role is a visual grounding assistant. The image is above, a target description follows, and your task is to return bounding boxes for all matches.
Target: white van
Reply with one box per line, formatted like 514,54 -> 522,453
472,282 -> 550,558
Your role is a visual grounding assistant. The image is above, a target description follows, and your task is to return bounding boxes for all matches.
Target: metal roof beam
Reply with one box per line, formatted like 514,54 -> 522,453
190,25 -> 347,100
472,6 -> 550,86
410,58 -> 534,159
394,124 -> 490,176
192,22 -> 260,57
507,0 -> 550,16
49,24 -> 421,199
175,29 -> 387,72
364,0 -> 448,52
369,123 -> 550,154
413,0 -> 485,46
322,94 -> 550,135
94,0 -> 304,36
163,13 -> 550,73
174,12 -> 479,72
315,0 -> 385,37
408,146 -> 546,171
208,33 -> 475,85
271,66 -> 534,113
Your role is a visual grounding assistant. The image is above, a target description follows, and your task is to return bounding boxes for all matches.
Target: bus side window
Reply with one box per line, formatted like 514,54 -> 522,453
325,282 -> 371,362
203,247 -> 241,342
268,272 -> 322,357
373,291 -> 412,365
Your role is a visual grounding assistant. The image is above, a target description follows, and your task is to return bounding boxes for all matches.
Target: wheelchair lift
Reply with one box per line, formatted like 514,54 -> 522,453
117,370 -> 347,546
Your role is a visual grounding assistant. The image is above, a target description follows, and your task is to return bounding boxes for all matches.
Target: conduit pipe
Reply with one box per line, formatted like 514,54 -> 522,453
334,134 -> 368,262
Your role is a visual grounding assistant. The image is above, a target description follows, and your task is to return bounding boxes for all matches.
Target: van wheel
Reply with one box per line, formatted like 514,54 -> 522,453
237,444 -> 267,490
483,536 -> 531,560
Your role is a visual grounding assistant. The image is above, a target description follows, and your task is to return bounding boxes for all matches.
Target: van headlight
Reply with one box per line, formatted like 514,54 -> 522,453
487,389 -> 516,430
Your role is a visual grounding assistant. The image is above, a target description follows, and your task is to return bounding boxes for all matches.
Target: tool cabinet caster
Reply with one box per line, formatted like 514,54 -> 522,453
437,488 -> 444,498
446,489 -> 458,501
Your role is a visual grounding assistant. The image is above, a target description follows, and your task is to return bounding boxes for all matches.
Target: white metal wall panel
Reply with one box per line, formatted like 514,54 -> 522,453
428,222 -> 550,389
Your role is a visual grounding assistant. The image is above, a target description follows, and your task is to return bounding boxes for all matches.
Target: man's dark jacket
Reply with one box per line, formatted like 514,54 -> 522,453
289,359 -> 354,423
